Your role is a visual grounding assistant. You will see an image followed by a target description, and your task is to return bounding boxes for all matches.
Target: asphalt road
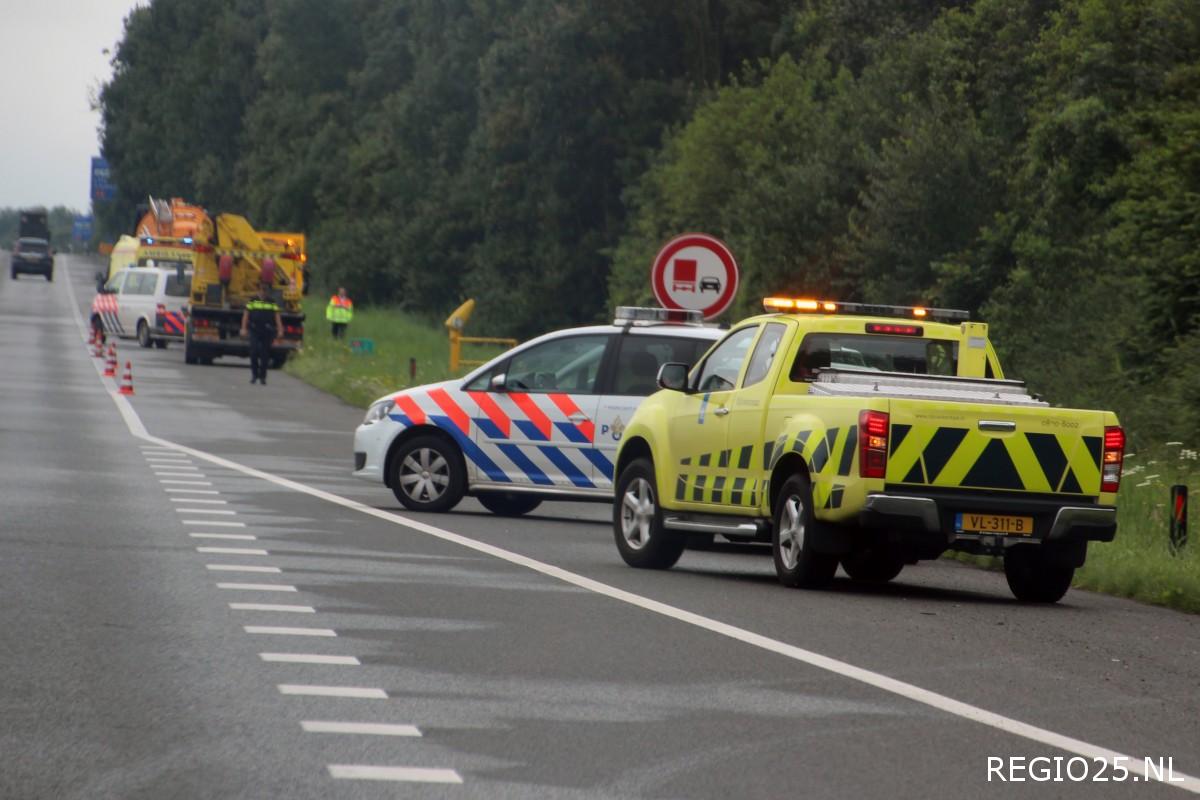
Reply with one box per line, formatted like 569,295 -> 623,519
0,252 -> 1196,799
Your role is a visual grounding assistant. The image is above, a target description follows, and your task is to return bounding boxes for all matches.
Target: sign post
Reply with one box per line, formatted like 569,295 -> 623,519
650,233 -> 739,320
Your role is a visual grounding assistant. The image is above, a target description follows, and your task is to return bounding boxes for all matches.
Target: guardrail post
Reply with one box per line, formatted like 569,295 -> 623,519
1169,485 -> 1187,555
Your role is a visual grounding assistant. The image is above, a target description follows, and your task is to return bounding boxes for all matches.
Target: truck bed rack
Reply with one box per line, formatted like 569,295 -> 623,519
808,368 -> 1047,407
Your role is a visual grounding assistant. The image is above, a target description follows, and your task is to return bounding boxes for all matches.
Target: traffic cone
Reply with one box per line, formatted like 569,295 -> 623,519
92,330 -> 105,358
104,345 -> 117,377
118,361 -> 135,395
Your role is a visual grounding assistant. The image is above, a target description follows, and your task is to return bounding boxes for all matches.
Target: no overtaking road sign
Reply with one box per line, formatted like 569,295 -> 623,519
650,233 -> 739,320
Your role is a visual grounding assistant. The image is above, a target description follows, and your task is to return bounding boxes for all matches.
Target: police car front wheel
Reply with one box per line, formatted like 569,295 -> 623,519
389,434 -> 466,513
614,460 -> 685,570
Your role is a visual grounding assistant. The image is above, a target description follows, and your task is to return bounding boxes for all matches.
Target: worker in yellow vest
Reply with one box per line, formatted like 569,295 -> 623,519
325,287 -> 354,338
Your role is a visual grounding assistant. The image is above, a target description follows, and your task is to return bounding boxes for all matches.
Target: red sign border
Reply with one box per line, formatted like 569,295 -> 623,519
650,233 -> 739,320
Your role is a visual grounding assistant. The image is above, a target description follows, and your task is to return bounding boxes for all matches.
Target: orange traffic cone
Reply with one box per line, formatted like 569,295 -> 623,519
104,345 -> 117,377
92,330 -> 105,358
118,361 -> 135,395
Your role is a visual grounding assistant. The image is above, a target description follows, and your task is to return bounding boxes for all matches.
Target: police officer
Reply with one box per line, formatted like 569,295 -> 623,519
240,283 -> 282,385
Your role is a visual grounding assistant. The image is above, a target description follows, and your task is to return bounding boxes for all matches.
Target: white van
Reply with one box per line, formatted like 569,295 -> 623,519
91,266 -> 192,349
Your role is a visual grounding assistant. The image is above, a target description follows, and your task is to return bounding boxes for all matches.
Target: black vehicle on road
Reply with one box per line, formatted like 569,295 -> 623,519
10,237 -> 54,281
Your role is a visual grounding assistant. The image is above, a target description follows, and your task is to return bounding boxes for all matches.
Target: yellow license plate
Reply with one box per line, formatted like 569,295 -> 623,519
193,329 -> 218,340
955,513 -> 1034,535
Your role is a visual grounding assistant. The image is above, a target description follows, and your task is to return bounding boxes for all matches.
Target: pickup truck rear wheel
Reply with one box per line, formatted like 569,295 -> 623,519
772,474 -> 838,588
1004,547 -> 1074,603
389,434 -> 466,513
614,459 -> 685,569
841,552 -> 904,583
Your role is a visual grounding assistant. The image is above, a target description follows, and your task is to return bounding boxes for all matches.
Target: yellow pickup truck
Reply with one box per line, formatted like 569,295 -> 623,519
612,297 -> 1125,603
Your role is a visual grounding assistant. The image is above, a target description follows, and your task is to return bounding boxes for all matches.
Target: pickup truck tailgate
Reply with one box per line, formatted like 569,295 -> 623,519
885,404 -> 1108,496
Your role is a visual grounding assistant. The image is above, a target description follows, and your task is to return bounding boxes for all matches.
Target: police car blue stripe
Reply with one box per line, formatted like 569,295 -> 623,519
428,414 -> 510,482
496,444 -> 554,485
474,417 -> 508,440
514,420 -> 549,442
537,446 -> 594,489
580,449 -> 615,481
554,422 -> 590,444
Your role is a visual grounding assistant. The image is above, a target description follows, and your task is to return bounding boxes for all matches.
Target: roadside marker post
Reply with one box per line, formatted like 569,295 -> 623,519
1170,485 -> 1187,555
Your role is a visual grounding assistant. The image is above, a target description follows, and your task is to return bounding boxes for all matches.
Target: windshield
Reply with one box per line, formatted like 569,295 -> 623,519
791,333 -> 958,380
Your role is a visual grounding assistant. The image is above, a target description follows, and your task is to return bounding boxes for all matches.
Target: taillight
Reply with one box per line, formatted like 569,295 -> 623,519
1101,425 -> 1125,493
859,410 -> 889,479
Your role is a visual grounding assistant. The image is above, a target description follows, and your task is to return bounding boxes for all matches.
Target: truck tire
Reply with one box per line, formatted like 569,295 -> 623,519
269,353 -> 287,369
389,434 -> 466,513
476,492 -> 542,517
613,458 -> 685,570
184,326 -> 198,365
841,552 -> 904,583
154,339 -> 168,349
137,321 -> 152,348
772,474 -> 838,588
1004,547 -> 1074,603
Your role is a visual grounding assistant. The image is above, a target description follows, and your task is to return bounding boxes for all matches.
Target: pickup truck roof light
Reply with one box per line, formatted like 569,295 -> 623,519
762,297 -> 970,323
614,306 -> 703,325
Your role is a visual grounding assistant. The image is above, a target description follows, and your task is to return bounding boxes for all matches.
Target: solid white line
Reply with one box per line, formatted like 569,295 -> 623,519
166,488 -> 220,495
196,546 -> 267,555
175,508 -> 235,515
244,626 -> 335,637
160,480 -> 212,486
303,721 -> 419,737
207,564 -> 280,573
278,685 -> 385,698
170,497 -> 226,504
262,654 -> 360,665
190,533 -> 256,541
217,583 -> 297,592
184,520 -> 245,527
67,269 -> 1196,797
328,765 -> 461,783
230,603 -> 314,613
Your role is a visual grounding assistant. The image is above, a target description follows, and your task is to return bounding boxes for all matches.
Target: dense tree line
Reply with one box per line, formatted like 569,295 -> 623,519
97,0 -> 1200,442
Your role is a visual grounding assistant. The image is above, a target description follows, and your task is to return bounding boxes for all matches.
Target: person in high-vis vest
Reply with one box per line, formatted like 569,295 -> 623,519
240,284 -> 282,385
326,287 -> 354,338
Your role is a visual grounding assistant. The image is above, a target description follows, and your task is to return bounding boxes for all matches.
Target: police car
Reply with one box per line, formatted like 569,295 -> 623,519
353,308 -> 723,516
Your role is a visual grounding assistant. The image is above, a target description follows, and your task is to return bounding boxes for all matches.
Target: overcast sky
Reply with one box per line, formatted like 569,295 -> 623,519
0,0 -> 143,212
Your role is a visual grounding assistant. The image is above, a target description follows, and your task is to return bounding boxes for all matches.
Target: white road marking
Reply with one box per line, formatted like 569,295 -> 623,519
183,520 -> 245,527
65,266 -> 1198,796
208,565 -> 281,573
146,456 -> 191,462
217,583 -> 297,592
195,546 -> 267,555
156,472 -> 205,478
279,685 -> 386,699
328,766 -> 461,784
160,480 -> 212,486
190,533 -> 256,541
175,508 -> 235,515
262,654 -> 359,665
171,498 -> 227,504
303,721 -> 419,736
166,488 -> 220,495
244,626 -> 335,637
230,603 -> 314,613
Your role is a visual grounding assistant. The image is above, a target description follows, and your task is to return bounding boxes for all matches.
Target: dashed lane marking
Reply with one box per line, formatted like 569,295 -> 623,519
303,722 -> 419,737
230,603 -> 314,613
196,546 -> 267,555
175,508 -> 236,515
167,488 -> 220,495
262,654 -> 359,665
184,520 -> 245,527
327,766 -> 462,784
279,685 -> 386,699
208,565 -> 281,573
244,626 -> 335,637
218,583 -> 297,592
172,498 -> 228,504
190,533 -> 257,541
160,480 -> 213,486
157,472 -> 206,478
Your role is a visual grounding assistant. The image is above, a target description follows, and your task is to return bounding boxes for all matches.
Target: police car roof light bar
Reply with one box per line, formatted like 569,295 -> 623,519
614,307 -> 703,325
761,297 -> 969,323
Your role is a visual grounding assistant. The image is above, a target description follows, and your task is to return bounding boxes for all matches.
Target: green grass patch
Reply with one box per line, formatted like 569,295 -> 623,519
283,298 -> 515,408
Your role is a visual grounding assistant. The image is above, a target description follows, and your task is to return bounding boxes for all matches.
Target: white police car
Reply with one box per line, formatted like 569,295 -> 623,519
353,308 -> 722,515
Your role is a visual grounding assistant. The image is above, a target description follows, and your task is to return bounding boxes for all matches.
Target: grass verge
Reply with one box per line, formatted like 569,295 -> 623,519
286,305 -> 1200,613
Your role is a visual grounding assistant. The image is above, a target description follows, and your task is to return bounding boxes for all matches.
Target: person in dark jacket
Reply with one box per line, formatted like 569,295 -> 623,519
240,284 -> 282,385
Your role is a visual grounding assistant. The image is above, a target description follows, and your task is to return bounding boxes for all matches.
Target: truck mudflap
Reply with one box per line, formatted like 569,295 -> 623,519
858,491 -> 1116,561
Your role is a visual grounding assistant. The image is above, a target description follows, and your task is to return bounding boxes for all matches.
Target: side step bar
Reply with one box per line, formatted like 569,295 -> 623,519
663,515 -> 769,539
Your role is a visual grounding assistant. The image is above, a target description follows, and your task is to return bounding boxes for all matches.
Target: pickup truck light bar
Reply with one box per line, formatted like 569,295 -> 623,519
762,296 -> 970,323
614,306 -> 703,325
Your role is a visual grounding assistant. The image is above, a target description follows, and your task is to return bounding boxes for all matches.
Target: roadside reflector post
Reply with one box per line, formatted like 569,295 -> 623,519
1169,485 -> 1187,555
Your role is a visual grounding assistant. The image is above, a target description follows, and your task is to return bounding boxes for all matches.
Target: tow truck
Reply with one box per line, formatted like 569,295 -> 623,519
612,297 -> 1124,603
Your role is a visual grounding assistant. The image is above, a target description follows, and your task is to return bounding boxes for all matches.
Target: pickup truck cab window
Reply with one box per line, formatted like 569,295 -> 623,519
790,332 -> 958,381
741,323 -> 787,389
694,326 -> 759,392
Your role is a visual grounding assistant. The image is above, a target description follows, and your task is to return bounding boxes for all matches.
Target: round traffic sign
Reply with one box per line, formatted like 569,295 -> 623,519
650,233 -> 739,320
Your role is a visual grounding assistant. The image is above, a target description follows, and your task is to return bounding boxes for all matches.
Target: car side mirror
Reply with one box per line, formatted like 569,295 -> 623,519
489,373 -> 507,392
657,362 -> 690,393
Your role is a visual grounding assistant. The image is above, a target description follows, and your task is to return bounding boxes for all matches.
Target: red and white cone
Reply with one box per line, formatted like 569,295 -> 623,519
104,345 -> 117,377
118,361 -> 135,395
92,330 -> 105,358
